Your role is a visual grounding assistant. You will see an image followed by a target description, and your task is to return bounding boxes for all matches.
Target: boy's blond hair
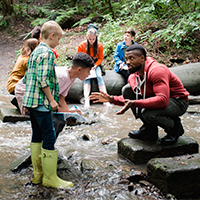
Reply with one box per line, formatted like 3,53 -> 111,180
41,20 -> 63,39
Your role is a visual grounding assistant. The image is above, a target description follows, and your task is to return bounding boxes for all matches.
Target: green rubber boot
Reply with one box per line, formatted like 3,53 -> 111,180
41,148 -> 73,189
30,142 -> 43,184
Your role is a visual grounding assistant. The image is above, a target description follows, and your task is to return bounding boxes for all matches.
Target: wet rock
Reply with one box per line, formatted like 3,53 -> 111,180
139,180 -> 151,187
188,95 -> 200,105
9,153 -> 31,172
133,185 -> 145,195
117,178 -> 129,185
126,170 -> 146,183
101,137 -> 114,145
81,159 -> 101,172
82,134 -> 90,141
147,153 -> 200,199
118,136 -> 199,164
128,182 -> 134,192
187,104 -> 200,113
115,191 -> 140,200
57,156 -> 72,170
0,107 -> 30,122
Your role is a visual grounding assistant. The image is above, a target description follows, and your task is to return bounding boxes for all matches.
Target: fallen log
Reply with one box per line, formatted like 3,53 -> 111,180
66,63 -> 200,102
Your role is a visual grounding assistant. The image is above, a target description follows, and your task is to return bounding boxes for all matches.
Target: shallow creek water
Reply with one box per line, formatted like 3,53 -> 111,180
0,92 -> 200,199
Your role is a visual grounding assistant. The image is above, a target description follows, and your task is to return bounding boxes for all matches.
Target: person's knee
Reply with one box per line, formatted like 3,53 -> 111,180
43,135 -> 56,150
142,110 -> 156,124
122,84 -> 132,99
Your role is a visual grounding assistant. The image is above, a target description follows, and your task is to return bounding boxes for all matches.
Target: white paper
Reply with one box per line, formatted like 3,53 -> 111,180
86,68 -> 96,79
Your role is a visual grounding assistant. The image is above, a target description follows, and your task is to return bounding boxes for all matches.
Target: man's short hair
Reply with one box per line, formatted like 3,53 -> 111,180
72,52 -> 94,69
41,20 -> 63,40
125,28 -> 136,37
126,44 -> 147,60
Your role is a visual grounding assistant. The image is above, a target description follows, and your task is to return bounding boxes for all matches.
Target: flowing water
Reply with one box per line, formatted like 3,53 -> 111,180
0,92 -> 200,199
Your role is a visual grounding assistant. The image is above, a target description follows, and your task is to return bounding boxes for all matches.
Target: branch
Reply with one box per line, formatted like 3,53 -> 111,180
193,1 -> 196,12
173,0 -> 185,15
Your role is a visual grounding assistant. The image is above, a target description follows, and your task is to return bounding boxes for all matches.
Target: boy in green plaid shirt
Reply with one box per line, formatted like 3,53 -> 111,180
22,20 -> 73,189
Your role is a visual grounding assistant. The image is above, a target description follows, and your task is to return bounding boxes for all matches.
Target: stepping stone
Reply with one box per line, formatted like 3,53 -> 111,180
9,153 -> 31,172
147,153 -> 200,199
118,136 -> 199,164
0,107 -> 30,122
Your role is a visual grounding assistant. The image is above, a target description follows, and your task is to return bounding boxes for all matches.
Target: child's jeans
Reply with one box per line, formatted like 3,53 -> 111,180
28,108 -> 56,150
84,66 -> 104,87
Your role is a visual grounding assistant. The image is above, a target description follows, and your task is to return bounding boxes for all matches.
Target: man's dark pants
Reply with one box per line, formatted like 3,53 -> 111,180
122,84 -> 189,132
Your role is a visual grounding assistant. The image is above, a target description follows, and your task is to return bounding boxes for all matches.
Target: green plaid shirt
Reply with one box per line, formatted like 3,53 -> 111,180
22,42 -> 59,110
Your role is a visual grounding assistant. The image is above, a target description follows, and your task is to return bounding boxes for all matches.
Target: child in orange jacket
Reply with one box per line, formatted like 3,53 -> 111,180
77,26 -> 111,108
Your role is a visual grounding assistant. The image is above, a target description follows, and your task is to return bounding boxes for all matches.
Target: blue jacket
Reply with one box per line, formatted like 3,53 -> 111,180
114,40 -> 136,73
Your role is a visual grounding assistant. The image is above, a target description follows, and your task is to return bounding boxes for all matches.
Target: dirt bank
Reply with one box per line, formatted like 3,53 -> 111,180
0,31 -> 25,93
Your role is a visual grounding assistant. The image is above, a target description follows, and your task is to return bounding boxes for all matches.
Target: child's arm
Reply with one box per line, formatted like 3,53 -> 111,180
42,86 -> 59,111
58,94 -> 82,115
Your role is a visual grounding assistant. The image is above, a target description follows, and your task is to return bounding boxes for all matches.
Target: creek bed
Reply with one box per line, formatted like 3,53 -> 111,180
0,101 -> 200,199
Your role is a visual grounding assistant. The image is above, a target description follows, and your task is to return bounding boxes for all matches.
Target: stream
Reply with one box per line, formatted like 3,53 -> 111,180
0,92 -> 200,199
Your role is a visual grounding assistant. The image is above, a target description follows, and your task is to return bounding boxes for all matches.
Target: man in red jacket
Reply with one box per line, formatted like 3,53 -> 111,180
90,44 -> 189,145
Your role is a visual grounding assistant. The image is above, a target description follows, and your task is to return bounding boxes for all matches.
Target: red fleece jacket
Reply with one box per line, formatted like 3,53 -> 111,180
113,57 -> 189,109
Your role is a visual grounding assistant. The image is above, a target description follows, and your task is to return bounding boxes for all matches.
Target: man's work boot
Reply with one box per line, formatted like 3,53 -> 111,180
128,124 -> 158,142
161,118 -> 184,145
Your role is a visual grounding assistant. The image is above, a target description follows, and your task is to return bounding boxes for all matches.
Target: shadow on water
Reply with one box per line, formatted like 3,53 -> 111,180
0,98 -> 200,199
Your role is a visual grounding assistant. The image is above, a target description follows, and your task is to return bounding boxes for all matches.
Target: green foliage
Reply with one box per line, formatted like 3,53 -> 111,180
149,13 -> 200,49
55,8 -> 77,22
99,15 -> 125,56
31,18 -> 49,27
1,0 -> 200,68
99,14 -> 134,68
0,17 -> 7,28
55,38 -> 73,67
31,3 -> 77,27
73,13 -> 97,27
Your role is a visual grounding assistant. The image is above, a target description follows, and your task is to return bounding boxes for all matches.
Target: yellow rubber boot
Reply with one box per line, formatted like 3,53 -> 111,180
41,148 -> 73,189
30,142 -> 43,184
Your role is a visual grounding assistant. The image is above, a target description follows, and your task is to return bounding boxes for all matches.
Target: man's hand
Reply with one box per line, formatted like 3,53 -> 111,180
90,91 -> 112,103
116,99 -> 134,115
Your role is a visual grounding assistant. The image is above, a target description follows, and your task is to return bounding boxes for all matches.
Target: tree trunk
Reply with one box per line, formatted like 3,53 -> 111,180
2,0 -> 14,16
